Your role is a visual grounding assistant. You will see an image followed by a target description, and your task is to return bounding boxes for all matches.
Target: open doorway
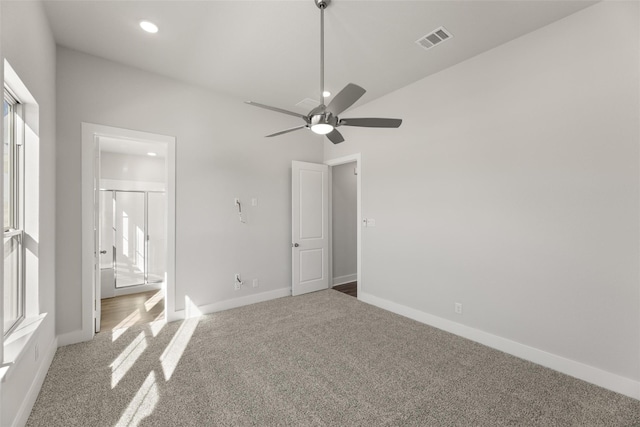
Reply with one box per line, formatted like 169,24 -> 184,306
98,137 -> 167,332
326,154 -> 362,299
81,123 -> 176,342
331,162 -> 358,297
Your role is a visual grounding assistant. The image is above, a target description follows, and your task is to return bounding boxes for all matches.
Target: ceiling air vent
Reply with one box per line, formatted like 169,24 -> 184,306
295,97 -> 320,111
415,26 -> 453,51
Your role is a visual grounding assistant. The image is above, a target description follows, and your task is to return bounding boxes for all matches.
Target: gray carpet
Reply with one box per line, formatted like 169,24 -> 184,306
27,290 -> 640,426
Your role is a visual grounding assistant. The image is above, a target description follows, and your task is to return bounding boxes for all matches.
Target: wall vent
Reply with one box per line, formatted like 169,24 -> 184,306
415,26 -> 453,51
295,98 -> 320,111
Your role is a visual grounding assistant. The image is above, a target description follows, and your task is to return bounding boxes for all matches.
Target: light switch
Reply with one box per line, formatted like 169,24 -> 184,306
251,198 -> 258,206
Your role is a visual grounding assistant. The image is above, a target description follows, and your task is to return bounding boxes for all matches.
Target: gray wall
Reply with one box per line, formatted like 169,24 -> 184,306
325,1 -> 640,384
331,162 -> 357,283
1,1 -> 57,425
56,47 -> 322,336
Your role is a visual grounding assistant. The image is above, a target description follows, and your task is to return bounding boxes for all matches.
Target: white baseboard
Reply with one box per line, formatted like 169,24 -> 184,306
332,274 -> 357,286
112,283 -> 162,298
12,336 -> 58,427
57,329 -> 91,347
359,291 -> 640,401
172,287 -> 291,320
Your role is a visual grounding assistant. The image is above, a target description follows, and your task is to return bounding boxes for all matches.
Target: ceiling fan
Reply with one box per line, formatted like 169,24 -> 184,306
245,0 -> 402,144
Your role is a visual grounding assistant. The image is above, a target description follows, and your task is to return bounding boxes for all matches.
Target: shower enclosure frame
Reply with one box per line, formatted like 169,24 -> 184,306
99,188 -> 166,289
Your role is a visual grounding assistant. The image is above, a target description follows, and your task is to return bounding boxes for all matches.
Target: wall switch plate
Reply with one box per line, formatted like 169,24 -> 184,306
251,198 -> 258,206
234,273 -> 242,290
454,302 -> 463,315
252,279 -> 259,288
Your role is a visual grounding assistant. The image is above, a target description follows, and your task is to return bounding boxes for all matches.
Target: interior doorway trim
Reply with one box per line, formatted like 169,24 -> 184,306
81,123 -> 177,341
325,153 -> 362,298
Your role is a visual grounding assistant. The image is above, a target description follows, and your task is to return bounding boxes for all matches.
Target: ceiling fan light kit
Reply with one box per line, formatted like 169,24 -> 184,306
246,0 -> 402,144
310,113 -> 336,135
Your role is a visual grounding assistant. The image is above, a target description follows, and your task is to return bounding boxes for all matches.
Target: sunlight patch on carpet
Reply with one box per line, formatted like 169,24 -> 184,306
111,331 -> 147,388
160,316 -> 199,381
116,371 -> 159,427
149,318 -> 166,337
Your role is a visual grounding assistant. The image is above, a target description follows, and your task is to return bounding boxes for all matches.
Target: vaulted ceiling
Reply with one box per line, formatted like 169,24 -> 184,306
42,0 -> 597,113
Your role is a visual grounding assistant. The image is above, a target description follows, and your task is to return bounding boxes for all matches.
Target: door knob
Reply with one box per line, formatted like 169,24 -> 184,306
293,243 -> 299,247
100,250 -> 107,254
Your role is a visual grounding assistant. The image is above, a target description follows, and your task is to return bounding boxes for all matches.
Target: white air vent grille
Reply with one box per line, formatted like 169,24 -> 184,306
295,98 -> 320,111
415,26 -> 453,51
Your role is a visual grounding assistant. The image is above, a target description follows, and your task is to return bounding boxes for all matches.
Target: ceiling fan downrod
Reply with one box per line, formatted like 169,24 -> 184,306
315,0 -> 330,105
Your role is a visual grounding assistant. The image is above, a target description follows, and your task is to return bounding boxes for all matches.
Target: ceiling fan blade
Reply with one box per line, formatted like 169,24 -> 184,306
326,129 -> 345,144
326,83 -> 366,116
245,101 -> 308,120
339,118 -> 403,128
265,125 -> 307,138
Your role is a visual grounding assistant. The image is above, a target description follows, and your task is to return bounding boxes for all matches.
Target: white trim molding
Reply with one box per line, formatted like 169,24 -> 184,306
11,336 -> 57,427
172,288 -> 291,321
332,274 -> 357,286
57,329 -> 91,348
360,291 -> 640,401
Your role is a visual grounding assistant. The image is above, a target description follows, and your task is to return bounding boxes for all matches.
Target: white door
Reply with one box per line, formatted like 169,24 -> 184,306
99,190 -> 115,299
292,161 -> 329,296
93,137 -> 101,333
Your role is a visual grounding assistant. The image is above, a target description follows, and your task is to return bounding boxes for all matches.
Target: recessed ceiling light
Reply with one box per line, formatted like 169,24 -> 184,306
139,20 -> 159,34
147,152 -> 157,156
322,91 -> 331,98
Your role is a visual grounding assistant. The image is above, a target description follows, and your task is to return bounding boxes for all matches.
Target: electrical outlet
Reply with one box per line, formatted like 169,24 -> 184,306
252,278 -> 259,288
234,273 -> 243,290
454,302 -> 463,315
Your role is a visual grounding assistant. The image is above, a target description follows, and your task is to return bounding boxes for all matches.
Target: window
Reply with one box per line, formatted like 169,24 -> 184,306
3,89 -> 23,335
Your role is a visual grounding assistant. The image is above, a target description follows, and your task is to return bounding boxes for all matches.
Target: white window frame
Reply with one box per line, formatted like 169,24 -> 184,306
3,87 -> 25,337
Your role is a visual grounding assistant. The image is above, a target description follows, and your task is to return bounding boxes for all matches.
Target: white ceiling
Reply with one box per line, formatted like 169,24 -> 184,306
42,0 -> 597,113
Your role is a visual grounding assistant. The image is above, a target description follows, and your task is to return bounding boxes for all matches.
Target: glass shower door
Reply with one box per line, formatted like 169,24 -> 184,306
114,191 -> 146,288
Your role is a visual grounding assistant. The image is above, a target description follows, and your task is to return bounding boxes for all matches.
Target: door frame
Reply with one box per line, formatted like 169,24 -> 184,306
81,123 -> 177,341
325,153 -> 362,299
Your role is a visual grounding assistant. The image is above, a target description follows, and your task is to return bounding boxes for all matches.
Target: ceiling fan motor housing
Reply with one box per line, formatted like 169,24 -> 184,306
311,112 -> 338,128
